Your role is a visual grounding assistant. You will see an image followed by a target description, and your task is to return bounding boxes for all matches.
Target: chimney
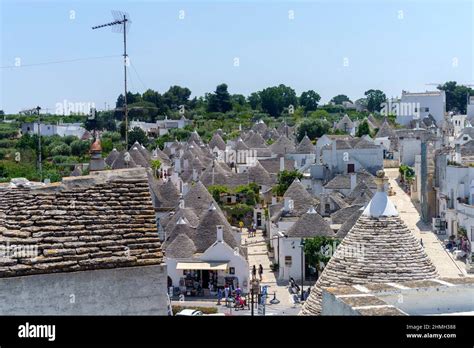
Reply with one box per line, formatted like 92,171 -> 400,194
350,173 -> 357,192
271,196 -> 277,205
183,159 -> 189,170
284,197 -> 294,212
280,156 -> 285,172
362,170 -> 398,218
192,168 -> 198,181
179,198 -> 185,209
319,193 -> 326,216
455,144 -> 461,163
174,158 -> 181,173
216,225 -> 224,242
331,140 -> 337,170
182,183 -> 189,195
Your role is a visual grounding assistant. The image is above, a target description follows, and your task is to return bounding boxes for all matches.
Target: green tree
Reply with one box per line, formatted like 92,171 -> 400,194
247,92 -> 261,110
50,143 -> 71,157
304,236 -> 339,271
260,84 -> 298,117
356,119 -> 371,137
151,159 -> 161,178
273,170 -> 303,196
207,83 -> 232,113
163,85 -> 192,110
300,90 -> 321,113
364,89 -> 386,112
438,81 -> 474,113
128,127 -> 148,147
70,140 -> 90,156
296,118 -> 331,141
330,94 -> 351,105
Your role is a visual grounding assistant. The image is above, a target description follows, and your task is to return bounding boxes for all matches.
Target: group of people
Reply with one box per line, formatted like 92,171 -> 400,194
248,222 -> 258,238
251,264 -> 263,281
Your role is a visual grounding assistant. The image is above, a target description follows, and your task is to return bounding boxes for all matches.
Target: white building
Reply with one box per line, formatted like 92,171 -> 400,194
277,206 -> 334,281
395,90 -> 446,126
467,96 -> 474,120
21,122 -> 88,139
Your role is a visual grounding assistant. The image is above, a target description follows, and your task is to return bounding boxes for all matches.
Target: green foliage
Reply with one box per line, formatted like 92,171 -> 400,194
356,119 -> 371,137
365,89 -> 386,112
222,203 -> 254,223
273,170 -> 303,196
50,143 -> 71,157
399,164 -> 415,181
330,94 -> 351,105
208,185 -> 232,202
296,118 -> 331,141
259,84 -> 298,117
304,236 -> 340,270
207,84 -> 232,113
437,81 -> 474,113
299,90 -> 321,113
128,126 -> 148,147
70,140 -> 90,157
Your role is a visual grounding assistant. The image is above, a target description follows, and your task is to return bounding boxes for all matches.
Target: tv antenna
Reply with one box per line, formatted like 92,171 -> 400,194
92,11 -> 132,146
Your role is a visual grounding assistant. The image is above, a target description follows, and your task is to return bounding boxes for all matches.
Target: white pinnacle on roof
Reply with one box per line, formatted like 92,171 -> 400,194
362,170 -> 398,218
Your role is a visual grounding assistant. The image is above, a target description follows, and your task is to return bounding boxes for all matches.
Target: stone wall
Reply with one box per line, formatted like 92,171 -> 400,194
0,264 -> 168,315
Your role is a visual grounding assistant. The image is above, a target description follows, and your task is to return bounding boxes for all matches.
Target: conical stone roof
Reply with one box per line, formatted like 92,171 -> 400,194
300,171 -> 438,315
286,207 -> 334,238
296,135 -> 315,154
209,133 -> 226,151
270,135 -> 296,155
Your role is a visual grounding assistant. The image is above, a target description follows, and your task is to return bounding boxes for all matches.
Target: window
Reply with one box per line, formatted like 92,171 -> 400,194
227,197 -> 232,203
325,203 -> 330,212
464,137 -> 468,141
347,163 -> 355,173
229,267 -> 235,275
285,256 -> 292,266
425,107 -> 430,112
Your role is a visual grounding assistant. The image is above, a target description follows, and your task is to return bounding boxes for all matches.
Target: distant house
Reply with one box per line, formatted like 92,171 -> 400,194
334,114 -> 358,136
130,116 -> 191,137
21,122 -> 88,139
395,90 -> 446,126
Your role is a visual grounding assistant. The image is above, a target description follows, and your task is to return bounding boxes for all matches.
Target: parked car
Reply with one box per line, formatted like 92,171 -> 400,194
175,309 -> 203,316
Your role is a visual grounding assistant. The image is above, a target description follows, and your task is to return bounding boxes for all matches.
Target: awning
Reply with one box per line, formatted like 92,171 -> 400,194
176,262 -> 228,271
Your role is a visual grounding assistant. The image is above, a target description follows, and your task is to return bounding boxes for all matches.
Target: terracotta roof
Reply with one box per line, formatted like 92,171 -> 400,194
0,168 -> 163,278
90,138 -> 102,152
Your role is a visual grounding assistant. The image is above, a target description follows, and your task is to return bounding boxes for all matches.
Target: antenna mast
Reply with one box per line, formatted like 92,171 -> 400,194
92,11 -> 132,146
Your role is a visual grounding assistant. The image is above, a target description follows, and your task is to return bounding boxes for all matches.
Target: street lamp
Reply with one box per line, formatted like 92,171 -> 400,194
300,239 -> 306,302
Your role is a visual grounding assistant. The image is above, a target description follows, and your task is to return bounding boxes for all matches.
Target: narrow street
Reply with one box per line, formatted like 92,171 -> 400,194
385,168 -> 466,278
242,228 -> 301,315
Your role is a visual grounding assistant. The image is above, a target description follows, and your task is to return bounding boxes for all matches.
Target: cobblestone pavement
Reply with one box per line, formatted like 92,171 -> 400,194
385,168 -> 467,278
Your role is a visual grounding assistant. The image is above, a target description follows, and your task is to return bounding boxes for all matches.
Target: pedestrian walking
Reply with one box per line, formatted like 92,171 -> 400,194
420,238 -> 424,247
224,284 -> 230,306
252,222 -> 257,236
252,265 -> 257,280
258,264 -> 263,281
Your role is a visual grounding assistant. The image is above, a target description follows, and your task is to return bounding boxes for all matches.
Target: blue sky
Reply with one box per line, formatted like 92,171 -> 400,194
1,0 -> 473,114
